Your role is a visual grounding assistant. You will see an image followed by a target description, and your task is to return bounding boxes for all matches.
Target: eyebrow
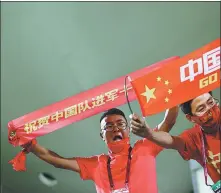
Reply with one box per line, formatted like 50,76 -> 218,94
207,97 -> 213,102
105,119 -> 126,125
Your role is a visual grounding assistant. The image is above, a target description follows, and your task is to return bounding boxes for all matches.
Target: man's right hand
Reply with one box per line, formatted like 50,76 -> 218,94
21,140 -> 36,153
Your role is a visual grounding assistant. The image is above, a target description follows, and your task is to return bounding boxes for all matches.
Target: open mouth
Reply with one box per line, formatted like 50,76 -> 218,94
113,135 -> 123,141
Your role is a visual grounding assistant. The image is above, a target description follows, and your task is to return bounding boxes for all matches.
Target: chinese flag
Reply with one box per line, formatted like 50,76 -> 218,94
130,38 -> 220,116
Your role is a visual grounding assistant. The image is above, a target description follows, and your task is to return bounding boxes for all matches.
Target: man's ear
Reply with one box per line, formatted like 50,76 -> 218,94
100,132 -> 105,141
186,114 -> 195,123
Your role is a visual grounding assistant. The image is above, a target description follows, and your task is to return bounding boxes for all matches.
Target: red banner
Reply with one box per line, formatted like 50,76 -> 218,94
130,38 -> 220,116
8,57 -> 179,147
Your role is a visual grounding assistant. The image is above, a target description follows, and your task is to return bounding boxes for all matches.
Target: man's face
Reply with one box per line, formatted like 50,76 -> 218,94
100,114 -> 130,144
188,93 -> 219,129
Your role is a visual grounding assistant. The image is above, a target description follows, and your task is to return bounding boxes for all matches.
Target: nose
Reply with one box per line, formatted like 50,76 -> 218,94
112,125 -> 120,132
206,105 -> 213,112
207,110 -> 212,117
205,105 -> 214,116
201,104 -> 214,116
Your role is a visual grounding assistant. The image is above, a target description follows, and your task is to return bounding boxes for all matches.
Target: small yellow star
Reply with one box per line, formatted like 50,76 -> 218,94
141,85 -> 156,103
157,76 -> 162,82
165,80 -> 169,85
165,97 -> 169,103
168,89 -> 172,94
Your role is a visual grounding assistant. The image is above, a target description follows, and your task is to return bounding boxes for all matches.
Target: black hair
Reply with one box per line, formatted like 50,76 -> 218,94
180,91 -> 213,115
100,108 -> 127,123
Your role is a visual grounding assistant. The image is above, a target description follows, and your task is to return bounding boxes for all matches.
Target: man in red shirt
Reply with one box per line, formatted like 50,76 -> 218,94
130,91 -> 220,191
24,107 -> 178,193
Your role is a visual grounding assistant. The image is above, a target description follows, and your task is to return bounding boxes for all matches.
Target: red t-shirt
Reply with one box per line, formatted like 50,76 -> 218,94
76,139 -> 162,193
178,124 -> 220,183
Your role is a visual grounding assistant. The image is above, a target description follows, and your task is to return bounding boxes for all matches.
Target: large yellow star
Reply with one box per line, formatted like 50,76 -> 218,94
141,85 -> 156,103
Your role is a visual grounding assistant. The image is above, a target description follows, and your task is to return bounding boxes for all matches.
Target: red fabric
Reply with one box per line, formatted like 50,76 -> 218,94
8,57 -> 179,147
76,139 -> 163,193
107,137 -> 131,155
8,139 -> 37,172
130,39 -> 220,116
8,151 -> 27,172
178,124 -> 220,183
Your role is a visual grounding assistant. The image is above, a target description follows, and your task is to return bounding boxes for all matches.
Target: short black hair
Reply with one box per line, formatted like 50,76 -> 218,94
180,91 -> 213,115
100,108 -> 127,123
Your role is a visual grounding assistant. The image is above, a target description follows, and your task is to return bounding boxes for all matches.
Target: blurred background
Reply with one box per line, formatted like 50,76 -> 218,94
1,2 -> 220,193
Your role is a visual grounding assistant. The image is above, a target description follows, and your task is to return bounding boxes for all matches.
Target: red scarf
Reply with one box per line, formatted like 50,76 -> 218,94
107,138 -> 131,157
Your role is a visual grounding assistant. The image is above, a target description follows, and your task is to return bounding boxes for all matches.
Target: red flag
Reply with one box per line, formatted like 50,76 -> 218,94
130,38 -> 220,116
8,57 -> 179,147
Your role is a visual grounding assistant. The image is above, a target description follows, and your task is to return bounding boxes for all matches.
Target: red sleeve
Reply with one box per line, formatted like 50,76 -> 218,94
178,129 -> 199,160
142,138 -> 163,156
136,127 -> 163,156
75,156 -> 99,181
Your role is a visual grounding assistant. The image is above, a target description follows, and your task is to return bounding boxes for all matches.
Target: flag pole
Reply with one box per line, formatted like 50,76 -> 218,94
124,76 -> 134,115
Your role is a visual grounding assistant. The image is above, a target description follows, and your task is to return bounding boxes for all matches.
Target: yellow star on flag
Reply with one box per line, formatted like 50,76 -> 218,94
164,80 -> 169,85
157,76 -> 162,82
165,97 -> 169,103
141,85 -> 156,103
168,89 -> 172,94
